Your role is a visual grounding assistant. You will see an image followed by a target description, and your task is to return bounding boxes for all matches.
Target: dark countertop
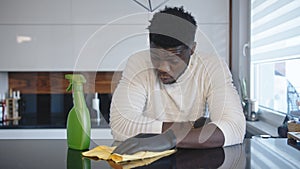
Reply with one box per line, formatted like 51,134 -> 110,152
0,138 -> 299,169
0,118 -> 110,129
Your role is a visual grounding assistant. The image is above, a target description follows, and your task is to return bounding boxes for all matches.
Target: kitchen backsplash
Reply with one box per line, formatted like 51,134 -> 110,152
0,71 -> 119,128
8,72 -> 122,94
1,93 -> 111,128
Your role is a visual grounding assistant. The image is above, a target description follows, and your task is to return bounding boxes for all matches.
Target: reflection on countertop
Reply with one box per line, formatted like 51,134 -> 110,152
0,117 -> 110,129
1,138 -> 299,168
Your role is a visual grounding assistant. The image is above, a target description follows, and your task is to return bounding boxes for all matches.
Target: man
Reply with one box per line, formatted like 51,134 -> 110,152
110,6 -> 245,153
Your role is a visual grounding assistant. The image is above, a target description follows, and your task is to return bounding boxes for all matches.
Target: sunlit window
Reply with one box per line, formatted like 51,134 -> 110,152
250,0 -> 300,116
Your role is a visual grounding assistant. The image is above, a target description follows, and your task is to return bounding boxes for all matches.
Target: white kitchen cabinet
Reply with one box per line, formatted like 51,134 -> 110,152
0,0 -> 72,24
0,25 -> 74,71
0,0 -> 149,25
197,25 -> 229,63
158,0 -> 229,24
0,24 -> 228,71
0,0 -> 229,71
0,24 -> 148,71
71,0 -> 150,25
71,24 -> 149,71
70,0 -> 228,24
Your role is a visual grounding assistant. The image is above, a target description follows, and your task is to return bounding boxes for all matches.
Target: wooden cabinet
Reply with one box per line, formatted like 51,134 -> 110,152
0,0 -> 229,71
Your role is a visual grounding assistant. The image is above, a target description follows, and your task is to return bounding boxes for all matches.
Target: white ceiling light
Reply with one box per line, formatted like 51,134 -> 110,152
133,0 -> 170,12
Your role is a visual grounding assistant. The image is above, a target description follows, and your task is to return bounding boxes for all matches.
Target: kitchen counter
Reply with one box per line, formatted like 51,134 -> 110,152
0,118 -> 110,129
0,138 -> 299,169
246,120 -> 279,137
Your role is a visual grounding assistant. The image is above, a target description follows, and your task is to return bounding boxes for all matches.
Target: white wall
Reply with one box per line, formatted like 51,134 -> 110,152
0,0 -> 229,71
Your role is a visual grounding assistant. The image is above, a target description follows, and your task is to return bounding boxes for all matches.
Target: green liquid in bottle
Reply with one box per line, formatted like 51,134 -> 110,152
65,74 -> 91,150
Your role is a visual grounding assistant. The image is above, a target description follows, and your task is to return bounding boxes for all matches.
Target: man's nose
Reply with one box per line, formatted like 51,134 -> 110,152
158,61 -> 171,72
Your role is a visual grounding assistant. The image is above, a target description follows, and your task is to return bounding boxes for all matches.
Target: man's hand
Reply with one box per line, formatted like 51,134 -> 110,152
193,117 -> 210,128
162,119 -> 225,149
112,130 -> 176,155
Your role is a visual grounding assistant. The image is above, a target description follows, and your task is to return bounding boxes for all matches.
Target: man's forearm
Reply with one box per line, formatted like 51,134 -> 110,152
162,122 -> 225,148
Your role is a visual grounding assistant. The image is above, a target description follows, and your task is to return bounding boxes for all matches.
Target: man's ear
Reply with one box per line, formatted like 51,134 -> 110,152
190,42 -> 196,55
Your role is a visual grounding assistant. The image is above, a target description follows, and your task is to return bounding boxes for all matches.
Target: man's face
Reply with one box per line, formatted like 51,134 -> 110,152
150,42 -> 193,84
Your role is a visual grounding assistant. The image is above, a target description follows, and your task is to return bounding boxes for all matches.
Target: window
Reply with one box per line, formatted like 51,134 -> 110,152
250,0 -> 300,117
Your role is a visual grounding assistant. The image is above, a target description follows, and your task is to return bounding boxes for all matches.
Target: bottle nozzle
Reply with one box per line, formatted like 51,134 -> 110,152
65,74 -> 86,92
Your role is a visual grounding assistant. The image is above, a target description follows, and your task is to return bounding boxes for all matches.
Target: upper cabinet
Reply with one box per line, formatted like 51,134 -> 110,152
71,0 -> 149,25
0,0 -> 72,24
0,0 -> 148,24
0,0 -> 229,71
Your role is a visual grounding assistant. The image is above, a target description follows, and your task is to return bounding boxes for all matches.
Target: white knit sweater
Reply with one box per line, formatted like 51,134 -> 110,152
110,50 -> 246,146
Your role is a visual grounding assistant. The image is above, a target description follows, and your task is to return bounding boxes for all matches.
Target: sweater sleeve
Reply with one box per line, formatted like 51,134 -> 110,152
204,55 -> 246,146
110,53 -> 163,141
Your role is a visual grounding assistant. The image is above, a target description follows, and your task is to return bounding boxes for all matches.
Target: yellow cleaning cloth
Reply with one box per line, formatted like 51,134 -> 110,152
82,145 -> 176,168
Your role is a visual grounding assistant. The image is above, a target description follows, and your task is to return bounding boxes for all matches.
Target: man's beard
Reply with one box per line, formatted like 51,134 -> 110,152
157,71 -> 176,84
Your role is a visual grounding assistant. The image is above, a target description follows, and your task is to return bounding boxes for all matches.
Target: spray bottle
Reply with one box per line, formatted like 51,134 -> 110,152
65,74 -> 91,150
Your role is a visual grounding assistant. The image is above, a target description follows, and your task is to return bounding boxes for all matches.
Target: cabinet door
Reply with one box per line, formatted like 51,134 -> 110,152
197,25 -> 229,63
166,0 -> 229,62
0,0 -> 229,71
0,24 -> 149,71
71,0 -> 150,25
0,0 -> 71,24
0,25 -> 74,71
72,24 -> 148,71
164,0 -> 229,24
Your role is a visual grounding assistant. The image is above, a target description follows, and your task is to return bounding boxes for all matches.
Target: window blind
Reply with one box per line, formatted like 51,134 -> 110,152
251,0 -> 300,63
